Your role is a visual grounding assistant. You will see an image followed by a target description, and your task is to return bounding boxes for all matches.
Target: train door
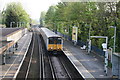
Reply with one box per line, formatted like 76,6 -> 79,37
49,37 -> 57,50
49,37 -> 62,51
53,38 -> 57,50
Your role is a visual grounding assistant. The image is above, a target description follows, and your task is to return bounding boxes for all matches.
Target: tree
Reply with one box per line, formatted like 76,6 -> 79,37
0,11 -> 2,24
115,2 -> 120,52
45,6 -> 57,23
40,11 -> 46,26
45,1 -> 120,52
45,6 -> 57,30
4,2 -> 30,28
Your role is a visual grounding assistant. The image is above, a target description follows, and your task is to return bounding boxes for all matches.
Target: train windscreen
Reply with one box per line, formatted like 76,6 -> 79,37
49,37 -> 61,44
57,38 -> 61,44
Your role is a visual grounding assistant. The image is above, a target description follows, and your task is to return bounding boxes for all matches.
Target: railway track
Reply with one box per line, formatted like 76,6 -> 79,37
45,53 -> 83,80
37,32 -> 45,79
15,33 -> 34,79
24,31 -> 35,79
16,27 -> 83,80
16,29 -> 42,79
40,31 -> 83,79
47,55 -> 71,79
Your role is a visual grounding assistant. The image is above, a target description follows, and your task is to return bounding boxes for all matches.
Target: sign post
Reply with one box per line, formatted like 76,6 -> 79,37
72,26 -> 78,46
88,39 -> 91,54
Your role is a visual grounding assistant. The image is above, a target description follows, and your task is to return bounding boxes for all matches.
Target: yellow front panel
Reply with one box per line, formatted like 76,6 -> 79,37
48,44 -> 62,51
57,45 -> 62,51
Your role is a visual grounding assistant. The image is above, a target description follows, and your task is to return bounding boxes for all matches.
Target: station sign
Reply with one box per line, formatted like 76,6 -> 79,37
72,26 -> 78,42
102,43 -> 107,51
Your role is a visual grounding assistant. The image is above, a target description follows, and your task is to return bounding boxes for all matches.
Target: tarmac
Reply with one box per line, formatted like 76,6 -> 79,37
63,40 -> 112,79
0,31 -> 32,79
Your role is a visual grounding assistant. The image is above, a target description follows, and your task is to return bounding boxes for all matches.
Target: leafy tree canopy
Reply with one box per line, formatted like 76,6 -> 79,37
4,2 -> 30,28
44,2 -> 120,52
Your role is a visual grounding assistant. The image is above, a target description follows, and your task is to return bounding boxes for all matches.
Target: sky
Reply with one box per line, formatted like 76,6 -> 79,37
0,0 -> 61,21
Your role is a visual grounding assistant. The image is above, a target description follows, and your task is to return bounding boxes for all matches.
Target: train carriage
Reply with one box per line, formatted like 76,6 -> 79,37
39,27 -> 63,53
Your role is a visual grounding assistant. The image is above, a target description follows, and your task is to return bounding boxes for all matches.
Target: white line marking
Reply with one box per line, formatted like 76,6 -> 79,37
63,47 -> 96,80
13,33 -> 32,79
2,34 -> 31,78
25,33 -> 35,79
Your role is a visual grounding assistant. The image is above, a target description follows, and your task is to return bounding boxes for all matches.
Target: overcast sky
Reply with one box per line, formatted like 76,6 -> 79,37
0,0 -> 61,21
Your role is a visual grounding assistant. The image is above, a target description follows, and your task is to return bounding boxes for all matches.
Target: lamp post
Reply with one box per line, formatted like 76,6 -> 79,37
17,22 -> 19,27
10,22 -> 12,28
86,23 -> 91,54
21,22 -> 24,27
23,22 -> 25,27
19,22 -> 21,27
17,22 -> 22,27
110,26 -> 116,53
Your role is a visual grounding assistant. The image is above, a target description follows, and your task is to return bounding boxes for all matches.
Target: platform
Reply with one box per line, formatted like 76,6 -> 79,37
63,40 -> 112,79
0,41 -> 14,54
0,32 -> 32,79
0,28 -> 27,55
0,28 -> 22,37
112,53 -> 120,79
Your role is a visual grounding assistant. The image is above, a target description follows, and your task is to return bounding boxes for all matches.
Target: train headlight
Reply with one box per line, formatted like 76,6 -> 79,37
58,48 -> 60,49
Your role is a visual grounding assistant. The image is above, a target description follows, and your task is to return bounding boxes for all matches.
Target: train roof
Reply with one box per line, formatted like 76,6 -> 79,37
40,27 -> 61,38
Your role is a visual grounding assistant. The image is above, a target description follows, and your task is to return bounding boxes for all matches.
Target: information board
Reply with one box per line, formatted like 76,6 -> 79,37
72,26 -> 78,42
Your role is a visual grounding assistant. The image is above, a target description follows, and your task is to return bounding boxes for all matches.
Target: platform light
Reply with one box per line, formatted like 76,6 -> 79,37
109,26 -> 116,53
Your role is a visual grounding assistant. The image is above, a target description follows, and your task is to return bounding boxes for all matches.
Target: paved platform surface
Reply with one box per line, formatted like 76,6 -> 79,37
0,32 -> 32,79
63,40 -> 112,79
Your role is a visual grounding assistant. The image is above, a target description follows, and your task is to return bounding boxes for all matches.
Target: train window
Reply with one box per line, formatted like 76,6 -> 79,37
54,40 -> 57,44
49,37 -> 62,44
49,38 -> 54,44
57,38 -> 61,44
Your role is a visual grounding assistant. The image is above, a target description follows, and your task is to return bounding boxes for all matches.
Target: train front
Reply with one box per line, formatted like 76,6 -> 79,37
47,37 -> 63,54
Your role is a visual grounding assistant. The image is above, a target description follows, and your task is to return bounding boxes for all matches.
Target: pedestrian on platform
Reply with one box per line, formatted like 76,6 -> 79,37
15,42 -> 18,50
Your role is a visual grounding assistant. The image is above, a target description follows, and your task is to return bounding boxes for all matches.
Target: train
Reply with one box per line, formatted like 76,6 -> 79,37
39,27 -> 63,54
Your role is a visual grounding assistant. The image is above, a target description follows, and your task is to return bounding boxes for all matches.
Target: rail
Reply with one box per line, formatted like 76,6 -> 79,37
47,55 -> 57,80
25,32 -> 35,79
58,56 -> 72,80
37,33 -> 45,79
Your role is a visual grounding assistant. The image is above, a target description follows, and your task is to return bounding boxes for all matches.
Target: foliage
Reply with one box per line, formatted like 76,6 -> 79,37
44,2 -> 120,52
3,2 -> 30,28
0,11 -> 2,24
40,11 -> 46,26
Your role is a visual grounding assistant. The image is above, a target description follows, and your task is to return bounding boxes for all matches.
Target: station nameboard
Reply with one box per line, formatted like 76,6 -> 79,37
72,26 -> 78,42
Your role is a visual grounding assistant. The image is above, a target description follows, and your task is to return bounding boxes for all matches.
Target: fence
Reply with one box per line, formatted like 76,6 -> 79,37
91,45 -> 105,56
